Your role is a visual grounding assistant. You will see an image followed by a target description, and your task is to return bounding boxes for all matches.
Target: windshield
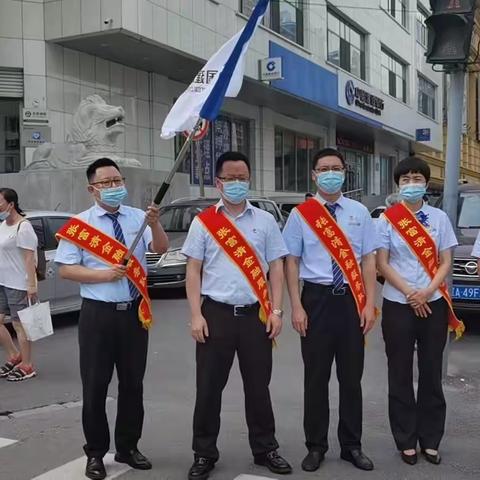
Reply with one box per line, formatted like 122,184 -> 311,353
159,205 -> 208,232
458,192 -> 480,229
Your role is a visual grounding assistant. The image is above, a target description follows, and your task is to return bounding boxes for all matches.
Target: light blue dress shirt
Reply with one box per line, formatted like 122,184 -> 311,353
471,231 -> 480,258
54,204 -> 153,302
377,203 -> 458,304
282,194 -> 378,284
181,200 -> 288,305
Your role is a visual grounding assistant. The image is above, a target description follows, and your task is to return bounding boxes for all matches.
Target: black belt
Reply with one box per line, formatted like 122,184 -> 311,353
204,297 -> 259,317
83,298 -> 140,311
303,281 -> 351,296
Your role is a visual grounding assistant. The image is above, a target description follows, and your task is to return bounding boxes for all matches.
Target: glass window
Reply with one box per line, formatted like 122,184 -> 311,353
241,0 -> 304,46
327,10 -> 366,80
382,0 -> 407,27
175,114 -> 251,187
274,128 -> 321,193
379,156 -> 396,196
416,6 -> 428,47
418,75 -> 436,119
381,48 -> 407,103
45,217 -> 70,249
0,99 -> 21,173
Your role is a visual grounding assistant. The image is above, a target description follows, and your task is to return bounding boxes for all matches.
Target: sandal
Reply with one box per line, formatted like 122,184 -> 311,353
6,365 -> 36,382
0,356 -> 22,378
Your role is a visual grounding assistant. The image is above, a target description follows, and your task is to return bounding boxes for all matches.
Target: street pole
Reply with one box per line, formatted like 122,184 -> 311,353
196,140 -> 205,197
442,66 -> 465,377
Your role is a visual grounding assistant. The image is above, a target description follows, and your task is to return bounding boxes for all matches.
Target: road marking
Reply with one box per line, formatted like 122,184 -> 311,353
31,453 -> 131,479
234,476 -> 278,480
0,437 -> 17,448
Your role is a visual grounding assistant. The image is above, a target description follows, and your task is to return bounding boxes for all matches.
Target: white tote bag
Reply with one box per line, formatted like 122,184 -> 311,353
17,301 -> 53,342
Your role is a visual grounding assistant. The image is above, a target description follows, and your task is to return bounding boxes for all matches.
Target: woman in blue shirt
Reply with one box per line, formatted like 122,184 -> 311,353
376,157 -> 457,466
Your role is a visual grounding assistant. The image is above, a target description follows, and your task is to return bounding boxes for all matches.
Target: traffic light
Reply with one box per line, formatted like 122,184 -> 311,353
426,0 -> 477,65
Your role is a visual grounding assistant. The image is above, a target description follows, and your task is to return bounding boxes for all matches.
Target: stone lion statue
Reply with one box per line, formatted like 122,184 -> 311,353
26,95 -> 141,169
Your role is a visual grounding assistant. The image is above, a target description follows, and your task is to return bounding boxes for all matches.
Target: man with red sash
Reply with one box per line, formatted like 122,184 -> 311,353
376,156 -> 459,466
182,151 -> 292,480
55,158 -> 169,480
283,148 -> 377,472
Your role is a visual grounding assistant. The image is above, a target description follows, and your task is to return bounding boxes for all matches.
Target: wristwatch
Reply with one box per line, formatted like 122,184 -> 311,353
272,308 -> 283,318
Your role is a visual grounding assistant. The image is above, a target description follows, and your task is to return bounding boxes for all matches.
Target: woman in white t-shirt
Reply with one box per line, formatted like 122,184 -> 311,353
0,188 -> 38,381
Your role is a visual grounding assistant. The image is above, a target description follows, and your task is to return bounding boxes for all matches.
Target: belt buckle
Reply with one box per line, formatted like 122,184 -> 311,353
233,304 -> 246,317
332,286 -> 346,296
116,302 -> 131,311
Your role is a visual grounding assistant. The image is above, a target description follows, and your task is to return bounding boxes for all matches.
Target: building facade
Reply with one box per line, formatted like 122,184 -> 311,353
0,0 -> 443,207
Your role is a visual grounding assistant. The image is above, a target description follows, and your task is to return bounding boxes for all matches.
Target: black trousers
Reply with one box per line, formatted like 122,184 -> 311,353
192,297 -> 279,460
382,298 -> 448,451
78,299 -> 148,458
301,282 -> 365,454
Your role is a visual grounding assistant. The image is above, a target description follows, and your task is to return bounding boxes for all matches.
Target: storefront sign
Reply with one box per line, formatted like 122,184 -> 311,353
416,128 -> 431,141
22,108 -> 49,125
345,80 -> 384,116
259,57 -> 283,81
21,126 -> 51,147
336,135 -> 374,154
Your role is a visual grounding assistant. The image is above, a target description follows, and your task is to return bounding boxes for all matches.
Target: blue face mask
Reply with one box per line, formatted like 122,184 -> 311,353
399,183 -> 426,203
221,181 -> 250,205
99,186 -> 128,207
316,171 -> 345,194
0,210 -> 10,221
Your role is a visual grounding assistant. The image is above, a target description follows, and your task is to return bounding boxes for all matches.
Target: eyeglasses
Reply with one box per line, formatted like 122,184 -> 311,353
90,177 -> 126,189
314,166 -> 345,174
217,177 -> 250,182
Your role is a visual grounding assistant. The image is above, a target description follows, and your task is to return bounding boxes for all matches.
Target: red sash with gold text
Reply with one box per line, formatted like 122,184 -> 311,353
197,206 -> 272,324
56,218 -> 153,329
296,199 -> 371,318
383,203 -> 464,339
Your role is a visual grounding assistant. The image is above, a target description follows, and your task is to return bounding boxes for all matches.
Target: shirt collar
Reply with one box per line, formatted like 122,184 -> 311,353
93,203 -> 127,217
215,199 -> 254,217
314,192 -> 345,209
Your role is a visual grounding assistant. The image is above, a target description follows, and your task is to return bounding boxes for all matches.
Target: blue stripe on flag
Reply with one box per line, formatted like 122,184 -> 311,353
199,0 -> 269,121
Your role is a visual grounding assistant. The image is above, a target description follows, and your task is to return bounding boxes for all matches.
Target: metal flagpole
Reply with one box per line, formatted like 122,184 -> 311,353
196,140 -> 205,197
123,118 -> 202,263
442,67 -> 465,378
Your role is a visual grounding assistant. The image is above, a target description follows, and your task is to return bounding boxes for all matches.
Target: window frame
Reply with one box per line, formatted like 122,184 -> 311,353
327,9 -> 366,80
416,5 -> 429,48
382,0 -> 408,28
381,47 -> 407,103
417,74 -> 436,120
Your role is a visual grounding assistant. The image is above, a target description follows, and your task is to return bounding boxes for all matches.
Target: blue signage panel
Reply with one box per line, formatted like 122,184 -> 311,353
416,128 -> 431,141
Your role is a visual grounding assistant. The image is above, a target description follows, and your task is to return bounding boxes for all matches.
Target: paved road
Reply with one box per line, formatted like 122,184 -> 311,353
1,290 -> 479,479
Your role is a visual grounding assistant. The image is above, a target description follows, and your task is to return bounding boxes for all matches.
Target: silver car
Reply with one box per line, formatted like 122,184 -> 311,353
14,211 -> 82,316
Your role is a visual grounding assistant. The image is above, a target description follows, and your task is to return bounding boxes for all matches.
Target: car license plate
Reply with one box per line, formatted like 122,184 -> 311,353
452,285 -> 480,300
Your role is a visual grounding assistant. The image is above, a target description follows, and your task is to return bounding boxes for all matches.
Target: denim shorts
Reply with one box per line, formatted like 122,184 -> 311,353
0,285 -> 28,322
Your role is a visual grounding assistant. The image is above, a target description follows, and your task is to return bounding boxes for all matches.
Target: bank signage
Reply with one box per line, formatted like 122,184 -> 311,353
344,79 -> 384,116
259,57 -> 283,81
21,125 -> 51,147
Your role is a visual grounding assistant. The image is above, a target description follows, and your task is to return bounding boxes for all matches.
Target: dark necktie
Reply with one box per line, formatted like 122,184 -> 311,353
325,203 -> 344,292
416,210 -> 430,227
105,212 -> 138,300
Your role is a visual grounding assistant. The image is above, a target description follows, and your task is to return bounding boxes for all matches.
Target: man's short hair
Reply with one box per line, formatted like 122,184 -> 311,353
312,148 -> 346,170
305,192 -> 314,200
215,151 -> 251,177
393,156 -> 430,185
86,158 -> 121,183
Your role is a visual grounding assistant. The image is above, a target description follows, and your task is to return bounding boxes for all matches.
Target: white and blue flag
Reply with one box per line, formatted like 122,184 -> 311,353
161,0 -> 270,139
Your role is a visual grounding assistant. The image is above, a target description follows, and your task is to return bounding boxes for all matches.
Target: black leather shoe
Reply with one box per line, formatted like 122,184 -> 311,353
301,450 -> 325,472
421,449 -> 441,465
85,457 -> 106,480
188,457 -> 215,480
114,449 -> 152,470
340,449 -> 374,471
400,451 -> 418,465
254,450 -> 292,474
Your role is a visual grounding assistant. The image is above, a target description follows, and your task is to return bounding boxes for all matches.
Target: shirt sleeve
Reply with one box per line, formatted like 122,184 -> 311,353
282,210 -> 304,257
472,232 -> 480,258
143,224 -> 154,252
55,238 -> 83,265
361,209 -> 378,255
16,222 -> 38,251
376,215 -> 391,251
265,214 -> 289,263
181,217 -> 206,261
438,211 -> 458,252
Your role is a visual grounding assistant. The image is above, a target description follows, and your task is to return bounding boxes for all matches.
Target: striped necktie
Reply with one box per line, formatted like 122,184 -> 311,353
325,203 -> 344,292
416,210 -> 430,227
105,212 -> 138,300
